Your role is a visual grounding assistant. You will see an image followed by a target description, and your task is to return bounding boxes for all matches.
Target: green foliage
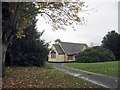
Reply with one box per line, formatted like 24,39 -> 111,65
5,20 -> 49,67
101,30 -> 120,60
76,46 -> 115,63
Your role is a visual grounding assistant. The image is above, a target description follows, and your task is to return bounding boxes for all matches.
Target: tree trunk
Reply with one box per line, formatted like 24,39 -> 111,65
2,43 -> 7,77
0,44 -> 2,78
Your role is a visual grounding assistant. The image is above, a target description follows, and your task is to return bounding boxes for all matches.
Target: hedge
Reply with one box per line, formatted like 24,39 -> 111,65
76,46 -> 115,63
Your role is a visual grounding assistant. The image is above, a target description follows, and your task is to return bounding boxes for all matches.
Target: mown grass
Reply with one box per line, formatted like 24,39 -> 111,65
44,62 -> 53,69
65,61 -> 119,77
2,63 -> 103,88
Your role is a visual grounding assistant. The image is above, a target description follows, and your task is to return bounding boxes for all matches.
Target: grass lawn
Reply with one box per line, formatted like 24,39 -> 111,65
2,63 -> 103,88
65,61 -> 119,77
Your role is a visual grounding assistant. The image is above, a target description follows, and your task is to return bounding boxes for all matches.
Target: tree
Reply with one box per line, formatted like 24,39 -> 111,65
2,2 -> 86,76
5,19 -> 49,66
36,2 -> 86,30
2,2 -> 39,76
101,30 -> 120,60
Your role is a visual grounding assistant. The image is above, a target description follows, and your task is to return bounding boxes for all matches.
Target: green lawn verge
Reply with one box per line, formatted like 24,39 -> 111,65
65,61 -> 119,77
44,62 -> 53,69
3,63 -> 103,88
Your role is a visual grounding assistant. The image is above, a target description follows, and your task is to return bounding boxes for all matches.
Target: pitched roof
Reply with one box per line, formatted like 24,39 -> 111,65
53,44 -> 64,54
52,41 -> 88,55
60,42 -> 88,55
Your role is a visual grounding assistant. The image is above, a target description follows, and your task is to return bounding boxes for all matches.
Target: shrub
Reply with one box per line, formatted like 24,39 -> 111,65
76,46 -> 115,63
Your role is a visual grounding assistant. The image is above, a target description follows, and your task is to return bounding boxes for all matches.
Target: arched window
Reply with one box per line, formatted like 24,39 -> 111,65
51,50 -> 56,59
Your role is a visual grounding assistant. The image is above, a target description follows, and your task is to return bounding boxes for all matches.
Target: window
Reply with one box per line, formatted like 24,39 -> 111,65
68,55 -> 73,60
51,50 -> 56,59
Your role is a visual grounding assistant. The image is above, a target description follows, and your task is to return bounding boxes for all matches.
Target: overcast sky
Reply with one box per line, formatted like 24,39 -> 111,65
36,1 -> 118,47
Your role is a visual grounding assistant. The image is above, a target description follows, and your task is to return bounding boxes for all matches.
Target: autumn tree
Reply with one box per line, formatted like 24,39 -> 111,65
101,30 -> 120,60
2,2 -> 86,76
36,2 -> 86,30
2,2 -> 39,76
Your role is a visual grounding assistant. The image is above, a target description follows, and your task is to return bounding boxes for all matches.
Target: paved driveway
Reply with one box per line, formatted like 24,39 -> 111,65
53,63 -> 119,90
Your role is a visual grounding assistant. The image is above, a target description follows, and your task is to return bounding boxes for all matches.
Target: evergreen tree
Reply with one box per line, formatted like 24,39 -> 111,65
5,19 -> 49,66
101,30 -> 120,60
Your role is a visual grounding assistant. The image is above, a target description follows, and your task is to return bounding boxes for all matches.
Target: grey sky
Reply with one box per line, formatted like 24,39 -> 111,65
36,1 -> 118,47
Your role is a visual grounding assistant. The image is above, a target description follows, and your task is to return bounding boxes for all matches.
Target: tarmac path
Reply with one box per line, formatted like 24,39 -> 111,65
53,63 -> 119,90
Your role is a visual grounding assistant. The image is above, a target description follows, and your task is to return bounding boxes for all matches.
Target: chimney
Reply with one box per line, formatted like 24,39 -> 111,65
55,39 -> 61,44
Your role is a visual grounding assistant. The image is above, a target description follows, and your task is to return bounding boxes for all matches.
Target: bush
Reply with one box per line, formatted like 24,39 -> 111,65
6,39 -> 49,67
76,46 -> 115,63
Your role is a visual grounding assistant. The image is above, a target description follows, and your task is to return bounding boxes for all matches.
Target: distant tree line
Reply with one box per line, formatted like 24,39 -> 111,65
77,30 -> 120,63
